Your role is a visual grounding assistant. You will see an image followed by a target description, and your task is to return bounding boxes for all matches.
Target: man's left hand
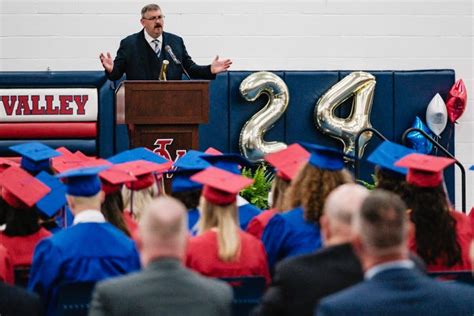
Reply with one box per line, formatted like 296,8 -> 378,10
210,55 -> 232,74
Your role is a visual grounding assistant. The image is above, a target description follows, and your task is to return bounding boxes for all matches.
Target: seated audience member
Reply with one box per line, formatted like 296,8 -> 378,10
202,154 -> 262,230
0,281 -> 42,316
262,143 -> 353,271
247,144 -> 310,239
0,167 -> 51,271
253,184 -> 368,316
99,166 -> 138,238
316,190 -> 474,316
366,140 -> 415,195
395,154 -> 472,272
0,244 -> 13,284
170,150 -> 213,232
89,196 -> 232,316
28,166 -> 141,316
186,167 -> 270,284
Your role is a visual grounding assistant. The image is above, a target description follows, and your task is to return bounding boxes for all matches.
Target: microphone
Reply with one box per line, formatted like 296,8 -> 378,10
165,45 -> 191,80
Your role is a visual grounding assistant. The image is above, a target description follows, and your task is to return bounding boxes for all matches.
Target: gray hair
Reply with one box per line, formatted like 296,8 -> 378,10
141,4 -> 161,18
355,189 -> 408,255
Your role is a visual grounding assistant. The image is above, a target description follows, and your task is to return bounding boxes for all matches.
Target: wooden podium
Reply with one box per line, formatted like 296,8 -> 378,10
115,80 -> 209,156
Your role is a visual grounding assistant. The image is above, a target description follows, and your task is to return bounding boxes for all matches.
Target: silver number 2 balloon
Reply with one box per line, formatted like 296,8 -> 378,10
239,72 -> 289,162
314,71 -> 376,158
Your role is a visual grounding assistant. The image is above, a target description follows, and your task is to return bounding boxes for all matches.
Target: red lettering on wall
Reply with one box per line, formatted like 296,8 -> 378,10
59,95 -> 73,115
31,95 -> 46,115
45,95 -> 59,114
16,96 -> 31,115
74,95 -> 88,115
1,96 -> 17,115
153,139 -> 174,161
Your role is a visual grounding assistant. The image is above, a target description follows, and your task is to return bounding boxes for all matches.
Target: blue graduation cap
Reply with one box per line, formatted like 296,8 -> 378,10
470,165 -> 474,171
56,166 -> 109,197
9,142 -> 61,173
367,141 -> 416,175
201,153 -> 252,175
171,169 -> 203,193
108,147 -> 168,164
173,150 -> 211,171
36,171 -> 67,218
299,142 -> 345,171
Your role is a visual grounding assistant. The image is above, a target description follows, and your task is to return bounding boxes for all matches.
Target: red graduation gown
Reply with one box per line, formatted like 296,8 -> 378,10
0,227 -> 51,267
409,211 -> 472,272
0,244 -> 14,285
123,210 -> 139,242
246,209 -> 277,239
186,230 -> 271,285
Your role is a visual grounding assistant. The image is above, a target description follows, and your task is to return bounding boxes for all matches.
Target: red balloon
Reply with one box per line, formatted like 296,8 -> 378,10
446,79 -> 467,123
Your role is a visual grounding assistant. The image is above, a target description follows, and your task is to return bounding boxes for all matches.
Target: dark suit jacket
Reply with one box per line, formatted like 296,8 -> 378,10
316,267 -> 474,316
252,243 -> 364,316
107,30 -> 215,81
0,282 -> 43,316
88,258 -> 232,316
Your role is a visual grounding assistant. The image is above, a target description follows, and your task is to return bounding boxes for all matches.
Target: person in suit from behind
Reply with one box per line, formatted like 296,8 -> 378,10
99,3 -> 232,81
0,281 -> 43,316
252,183 -> 368,316
316,190 -> 474,316
89,196 -> 233,316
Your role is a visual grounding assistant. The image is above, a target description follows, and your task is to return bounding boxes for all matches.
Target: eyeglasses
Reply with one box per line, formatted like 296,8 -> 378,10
142,15 -> 165,22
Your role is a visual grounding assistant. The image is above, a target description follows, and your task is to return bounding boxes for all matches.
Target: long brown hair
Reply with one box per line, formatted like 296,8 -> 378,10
271,176 -> 290,211
282,163 -> 353,224
198,198 -> 240,262
101,190 -> 131,237
400,184 -> 461,266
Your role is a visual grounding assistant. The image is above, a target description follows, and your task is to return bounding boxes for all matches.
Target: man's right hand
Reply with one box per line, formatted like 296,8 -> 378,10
99,52 -> 114,73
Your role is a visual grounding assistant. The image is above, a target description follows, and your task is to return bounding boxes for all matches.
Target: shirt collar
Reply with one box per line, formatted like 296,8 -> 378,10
143,29 -> 163,45
73,209 -> 106,225
365,259 -> 414,280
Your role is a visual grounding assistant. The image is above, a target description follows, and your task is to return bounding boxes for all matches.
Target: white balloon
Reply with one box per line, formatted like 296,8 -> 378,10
426,93 -> 448,137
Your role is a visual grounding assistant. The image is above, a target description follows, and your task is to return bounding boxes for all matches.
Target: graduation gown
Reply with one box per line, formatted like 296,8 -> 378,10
0,244 -> 14,285
409,210 -> 472,272
186,230 -> 270,285
0,227 -> 51,267
28,222 -> 141,316
188,208 -> 200,232
122,210 -> 139,242
261,207 -> 322,272
246,209 -> 277,239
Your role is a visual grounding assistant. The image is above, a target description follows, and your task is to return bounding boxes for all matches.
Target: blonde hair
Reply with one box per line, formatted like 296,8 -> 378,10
122,182 -> 159,222
282,164 -> 353,224
198,197 -> 240,262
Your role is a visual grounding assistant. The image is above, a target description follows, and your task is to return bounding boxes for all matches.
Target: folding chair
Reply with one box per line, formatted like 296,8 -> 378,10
220,276 -> 266,316
55,281 -> 96,316
428,271 -> 474,286
13,265 -> 31,288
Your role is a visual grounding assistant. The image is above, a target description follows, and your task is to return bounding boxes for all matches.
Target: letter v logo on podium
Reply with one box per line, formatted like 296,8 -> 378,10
153,138 -> 186,179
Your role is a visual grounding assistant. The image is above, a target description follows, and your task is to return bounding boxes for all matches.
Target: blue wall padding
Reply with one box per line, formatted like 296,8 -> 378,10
0,139 -> 96,156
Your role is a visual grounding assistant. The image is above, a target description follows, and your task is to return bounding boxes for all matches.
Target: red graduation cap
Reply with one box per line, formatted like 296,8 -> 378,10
115,160 -> 173,191
264,144 -> 310,181
0,158 -> 19,174
204,147 -> 223,155
190,167 -> 254,205
394,153 -> 455,188
51,152 -> 111,174
0,166 -> 50,208
99,167 -> 137,195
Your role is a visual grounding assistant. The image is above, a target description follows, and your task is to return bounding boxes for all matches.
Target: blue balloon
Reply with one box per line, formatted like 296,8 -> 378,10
407,116 -> 433,154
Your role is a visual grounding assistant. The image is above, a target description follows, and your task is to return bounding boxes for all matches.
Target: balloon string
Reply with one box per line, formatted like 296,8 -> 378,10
446,123 -> 454,152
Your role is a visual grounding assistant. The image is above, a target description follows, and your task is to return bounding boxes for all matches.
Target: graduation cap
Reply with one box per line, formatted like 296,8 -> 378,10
264,144 -> 310,181
394,153 -> 455,188
99,166 -> 137,195
35,171 -> 67,218
108,147 -> 169,164
470,165 -> 474,171
0,158 -> 19,174
191,167 -> 254,205
51,152 -> 111,174
367,141 -> 416,175
204,147 -> 223,155
9,142 -> 61,173
171,169 -> 203,193
173,150 -> 211,171
201,153 -> 252,175
299,142 -> 346,171
115,160 -> 172,191
56,166 -> 109,197
0,166 -> 50,209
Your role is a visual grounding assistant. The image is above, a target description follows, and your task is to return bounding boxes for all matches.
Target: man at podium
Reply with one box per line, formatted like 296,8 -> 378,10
99,3 -> 232,81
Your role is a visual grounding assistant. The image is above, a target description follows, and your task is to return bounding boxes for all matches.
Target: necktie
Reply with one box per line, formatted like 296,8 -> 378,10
152,39 -> 161,57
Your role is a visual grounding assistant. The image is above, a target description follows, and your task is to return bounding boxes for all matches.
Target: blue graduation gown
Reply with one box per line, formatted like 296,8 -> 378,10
188,208 -> 200,232
261,206 -> 322,272
28,222 -> 141,316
